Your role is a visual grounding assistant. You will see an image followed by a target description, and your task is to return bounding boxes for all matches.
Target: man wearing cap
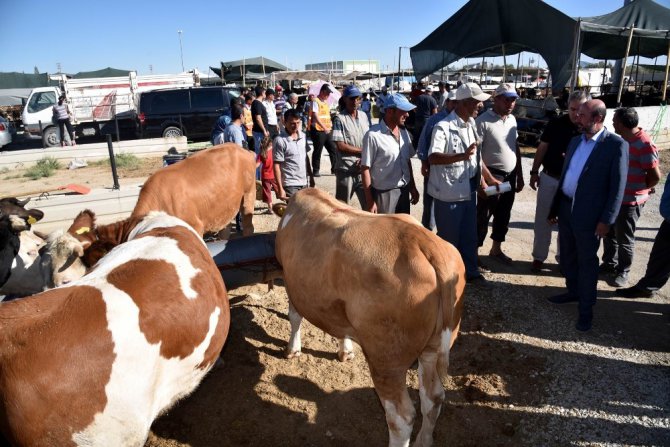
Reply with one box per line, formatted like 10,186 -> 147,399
274,85 -> 287,121
332,85 -> 370,208
412,85 -> 438,150
428,82 -> 489,284
263,88 -> 279,139
376,85 -> 389,121
417,90 -> 457,230
251,86 -> 269,155
310,84 -> 338,176
475,83 -> 525,265
362,93 -> 420,214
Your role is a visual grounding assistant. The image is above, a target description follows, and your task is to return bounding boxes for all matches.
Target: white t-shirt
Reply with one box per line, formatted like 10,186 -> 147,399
263,100 -> 278,126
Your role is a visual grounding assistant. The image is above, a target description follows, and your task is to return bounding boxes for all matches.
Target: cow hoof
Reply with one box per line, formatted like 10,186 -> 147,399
338,351 -> 355,362
286,350 -> 301,359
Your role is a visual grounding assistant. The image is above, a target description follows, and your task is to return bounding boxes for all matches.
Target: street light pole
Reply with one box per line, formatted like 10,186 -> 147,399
177,30 -> 184,72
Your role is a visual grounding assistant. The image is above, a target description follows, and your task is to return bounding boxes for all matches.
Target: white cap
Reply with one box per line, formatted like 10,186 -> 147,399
494,83 -> 519,98
455,82 -> 490,101
425,85 -> 434,92
446,90 -> 457,100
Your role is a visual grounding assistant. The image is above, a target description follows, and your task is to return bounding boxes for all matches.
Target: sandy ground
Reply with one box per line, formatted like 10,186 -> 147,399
1,145 -> 668,446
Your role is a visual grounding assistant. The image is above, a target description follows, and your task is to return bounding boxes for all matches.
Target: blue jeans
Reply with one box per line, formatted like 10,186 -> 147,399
253,131 -> 265,179
434,192 -> 479,280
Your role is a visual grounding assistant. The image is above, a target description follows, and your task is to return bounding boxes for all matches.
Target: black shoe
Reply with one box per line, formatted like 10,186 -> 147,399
313,172 -> 321,177
575,315 -> 593,332
598,263 -> 616,275
467,275 -> 491,289
619,285 -> 654,299
531,260 -> 543,273
612,272 -> 629,288
547,293 -> 579,304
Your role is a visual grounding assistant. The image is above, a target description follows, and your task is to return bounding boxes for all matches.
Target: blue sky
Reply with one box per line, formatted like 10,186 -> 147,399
3,0 -> 670,76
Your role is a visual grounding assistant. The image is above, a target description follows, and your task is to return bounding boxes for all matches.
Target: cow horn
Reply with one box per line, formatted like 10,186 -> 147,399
16,197 -> 30,207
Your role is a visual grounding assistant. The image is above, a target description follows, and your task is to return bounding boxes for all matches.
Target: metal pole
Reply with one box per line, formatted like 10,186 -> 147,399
177,30 -> 184,72
502,44 -> 507,82
662,41 -> 670,102
617,25 -> 636,106
106,134 -> 120,190
634,38 -> 642,97
570,19 -> 582,93
115,117 -> 120,142
398,46 -> 402,93
515,52 -> 521,89
481,56 -> 485,85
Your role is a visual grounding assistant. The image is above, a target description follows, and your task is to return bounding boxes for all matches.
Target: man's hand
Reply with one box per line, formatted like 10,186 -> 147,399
464,142 -> 477,158
367,202 -> 378,213
530,173 -> 540,190
277,187 -> 288,201
548,216 -> 558,225
410,186 -> 420,205
595,223 -> 609,238
421,160 -> 430,177
515,175 -> 525,193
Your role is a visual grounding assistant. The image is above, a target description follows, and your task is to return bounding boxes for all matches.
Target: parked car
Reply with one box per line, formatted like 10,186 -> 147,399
0,117 -> 13,149
137,86 -> 241,140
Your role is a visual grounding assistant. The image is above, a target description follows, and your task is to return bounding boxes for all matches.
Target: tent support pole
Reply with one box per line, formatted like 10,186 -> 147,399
663,41 -> 670,102
502,44 -> 507,82
601,60 -> 608,94
481,56 -> 485,85
516,52 -> 522,89
398,46 -> 402,92
441,50 -> 446,81
617,25 -> 635,106
634,38 -> 642,96
570,19 -> 582,93
243,57 -> 246,88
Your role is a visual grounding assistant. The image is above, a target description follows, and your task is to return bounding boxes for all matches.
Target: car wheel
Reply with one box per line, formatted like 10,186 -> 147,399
43,126 -> 60,147
163,126 -> 183,138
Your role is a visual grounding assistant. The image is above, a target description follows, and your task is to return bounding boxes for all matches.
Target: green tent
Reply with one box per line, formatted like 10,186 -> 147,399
0,72 -> 54,89
410,0 -> 576,89
70,67 -> 132,79
210,56 -> 288,82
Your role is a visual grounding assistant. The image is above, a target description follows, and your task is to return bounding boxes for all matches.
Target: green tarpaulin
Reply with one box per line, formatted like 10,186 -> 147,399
210,56 -> 288,82
70,67 -> 132,79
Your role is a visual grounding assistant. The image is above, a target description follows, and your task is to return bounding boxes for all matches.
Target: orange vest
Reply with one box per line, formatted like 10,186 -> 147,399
313,97 -> 331,132
243,106 -> 253,136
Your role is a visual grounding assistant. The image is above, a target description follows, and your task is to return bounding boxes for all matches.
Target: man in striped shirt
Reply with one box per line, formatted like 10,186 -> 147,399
601,107 -> 661,287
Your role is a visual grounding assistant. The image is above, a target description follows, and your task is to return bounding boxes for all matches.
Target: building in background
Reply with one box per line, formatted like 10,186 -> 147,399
305,60 -> 380,74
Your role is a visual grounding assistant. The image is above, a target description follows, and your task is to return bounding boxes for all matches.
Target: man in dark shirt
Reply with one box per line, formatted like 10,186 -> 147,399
529,90 -> 590,272
251,86 -> 269,156
412,85 -> 438,149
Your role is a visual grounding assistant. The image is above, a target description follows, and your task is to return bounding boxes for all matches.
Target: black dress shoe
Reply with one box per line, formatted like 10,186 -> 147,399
619,285 -> 654,299
598,263 -> 616,275
576,315 -> 593,332
547,293 -> 579,304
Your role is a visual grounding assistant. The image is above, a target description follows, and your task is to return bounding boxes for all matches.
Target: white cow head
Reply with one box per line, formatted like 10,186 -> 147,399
40,231 -> 88,289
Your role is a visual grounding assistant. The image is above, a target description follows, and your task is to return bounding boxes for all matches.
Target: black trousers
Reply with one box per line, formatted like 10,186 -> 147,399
57,119 -> 75,143
477,169 -> 516,247
309,128 -> 336,174
637,219 -> 670,291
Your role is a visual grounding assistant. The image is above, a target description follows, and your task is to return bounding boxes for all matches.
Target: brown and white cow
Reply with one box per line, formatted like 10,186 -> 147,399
274,188 -> 465,447
131,143 -> 257,236
0,212 -> 230,446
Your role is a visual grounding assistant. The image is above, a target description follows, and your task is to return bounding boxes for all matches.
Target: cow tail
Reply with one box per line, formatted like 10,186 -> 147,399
433,254 -> 465,380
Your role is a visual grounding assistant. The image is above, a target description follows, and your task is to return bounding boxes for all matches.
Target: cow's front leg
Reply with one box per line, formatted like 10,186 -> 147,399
286,301 -> 303,358
337,336 -> 355,362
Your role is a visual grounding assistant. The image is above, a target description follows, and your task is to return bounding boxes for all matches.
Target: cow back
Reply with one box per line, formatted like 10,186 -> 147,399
131,144 -> 256,235
0,213 -> 230,446
275,188 -> 465,364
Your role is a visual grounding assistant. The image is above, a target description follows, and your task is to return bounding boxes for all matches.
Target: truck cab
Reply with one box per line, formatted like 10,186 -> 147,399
22,87 -> 61,145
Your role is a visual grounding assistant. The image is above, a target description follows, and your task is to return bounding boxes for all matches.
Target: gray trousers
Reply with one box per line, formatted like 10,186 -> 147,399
335,171 -> 366,209
372,185 -> 410,214
602,203 -> 644,274
532,172 -> 560,262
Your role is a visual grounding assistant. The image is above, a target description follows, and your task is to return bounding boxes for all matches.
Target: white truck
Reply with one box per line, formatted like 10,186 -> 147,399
22,70 -> 200,147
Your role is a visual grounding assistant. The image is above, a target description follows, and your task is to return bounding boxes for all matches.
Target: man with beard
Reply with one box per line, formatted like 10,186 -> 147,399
547,99 -> 628,332
361,93 -> 419,214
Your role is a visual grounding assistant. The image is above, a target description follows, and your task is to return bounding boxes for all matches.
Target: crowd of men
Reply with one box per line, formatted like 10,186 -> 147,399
213,79 -> 667,333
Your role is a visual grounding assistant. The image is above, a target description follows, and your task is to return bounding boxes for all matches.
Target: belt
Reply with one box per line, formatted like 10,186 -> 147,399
488,167 -> 512,177
543,170 -> 561,180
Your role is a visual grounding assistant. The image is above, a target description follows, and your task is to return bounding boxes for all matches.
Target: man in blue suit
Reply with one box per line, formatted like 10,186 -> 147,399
547,99 -> 628,332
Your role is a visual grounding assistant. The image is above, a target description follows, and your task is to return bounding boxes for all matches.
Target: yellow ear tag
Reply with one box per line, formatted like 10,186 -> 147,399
27,216 -> 37,225
75,226 -> 91,235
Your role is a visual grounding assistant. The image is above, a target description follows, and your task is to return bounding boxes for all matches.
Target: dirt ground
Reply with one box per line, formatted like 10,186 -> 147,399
1,148 -> 668,446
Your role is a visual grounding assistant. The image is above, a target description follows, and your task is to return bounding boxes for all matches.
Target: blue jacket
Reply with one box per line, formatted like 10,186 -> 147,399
549,128 -> 628,230
661,173 -> 670,221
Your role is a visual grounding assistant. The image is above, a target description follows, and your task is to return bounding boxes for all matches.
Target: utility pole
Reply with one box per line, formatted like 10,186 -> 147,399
177,30 -> 185,72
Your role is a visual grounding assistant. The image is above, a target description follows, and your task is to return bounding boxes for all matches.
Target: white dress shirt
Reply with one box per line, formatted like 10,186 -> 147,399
561,128 -> 605,199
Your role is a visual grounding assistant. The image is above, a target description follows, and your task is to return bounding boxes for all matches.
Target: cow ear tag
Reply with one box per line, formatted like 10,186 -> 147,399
27,216 -> 37,225
75,226 -> 91,235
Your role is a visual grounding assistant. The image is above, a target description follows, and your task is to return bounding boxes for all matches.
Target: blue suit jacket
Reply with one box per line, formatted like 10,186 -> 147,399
549,128 -> 628,231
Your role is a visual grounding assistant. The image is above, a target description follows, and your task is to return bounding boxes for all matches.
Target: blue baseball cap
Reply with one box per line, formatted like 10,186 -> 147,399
384,93 -> 416,112
343,85 -> 362,98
